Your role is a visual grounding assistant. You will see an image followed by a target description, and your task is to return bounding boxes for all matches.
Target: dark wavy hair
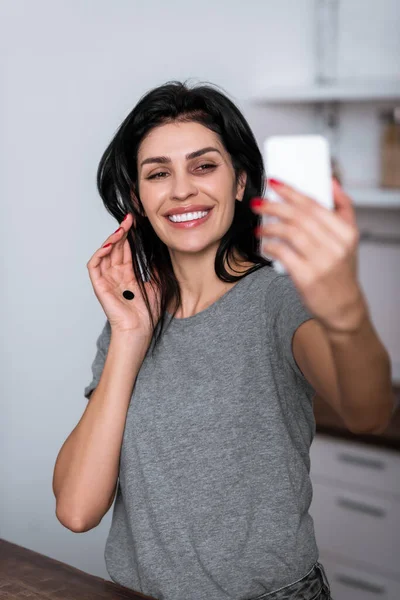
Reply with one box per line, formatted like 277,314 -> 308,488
97,79 -> 272,355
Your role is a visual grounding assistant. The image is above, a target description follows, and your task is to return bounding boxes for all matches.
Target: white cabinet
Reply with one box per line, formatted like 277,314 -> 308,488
320,559 -> 400,600
312,482 -> 399,575
310,434 -> 400,600
310,435 -> 400,497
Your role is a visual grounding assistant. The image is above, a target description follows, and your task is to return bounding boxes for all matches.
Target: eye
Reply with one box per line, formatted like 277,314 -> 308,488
197,163 -> 216,172
146,164 -> 216,180
147,171 -> 167,180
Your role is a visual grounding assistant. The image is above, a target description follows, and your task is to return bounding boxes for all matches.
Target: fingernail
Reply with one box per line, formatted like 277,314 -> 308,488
114,227 -> 123,234
250,198 -> 265,209
123,214 -> 128,221
103,243 -> 112,248
268,178 -> 284,187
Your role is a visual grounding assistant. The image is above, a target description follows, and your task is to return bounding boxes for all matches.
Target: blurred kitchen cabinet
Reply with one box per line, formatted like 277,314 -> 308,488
317,560 -> 400,600
310,434 -> 400,599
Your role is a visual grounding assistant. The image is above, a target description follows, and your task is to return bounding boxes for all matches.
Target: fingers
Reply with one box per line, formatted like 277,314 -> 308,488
87,213 -> 134,281
255,183 -> 356,248
103,213 -> 134,276
110,214 -> 134,268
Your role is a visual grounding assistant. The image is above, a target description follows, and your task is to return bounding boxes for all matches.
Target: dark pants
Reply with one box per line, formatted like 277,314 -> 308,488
250,561 -> 332,600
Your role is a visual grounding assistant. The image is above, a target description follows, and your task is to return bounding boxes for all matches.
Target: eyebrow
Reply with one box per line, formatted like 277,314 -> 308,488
139,146 -> 222,168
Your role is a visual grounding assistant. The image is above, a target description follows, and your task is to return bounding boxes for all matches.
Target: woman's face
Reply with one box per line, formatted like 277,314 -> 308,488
136,121 -> 246,256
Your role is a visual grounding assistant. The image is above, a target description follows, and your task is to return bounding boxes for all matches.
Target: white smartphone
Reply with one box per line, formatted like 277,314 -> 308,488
261,134 -> 334,274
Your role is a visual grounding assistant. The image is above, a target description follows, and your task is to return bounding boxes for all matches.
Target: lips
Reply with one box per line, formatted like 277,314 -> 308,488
165,207 -> 213,229
164,205 -> 214,217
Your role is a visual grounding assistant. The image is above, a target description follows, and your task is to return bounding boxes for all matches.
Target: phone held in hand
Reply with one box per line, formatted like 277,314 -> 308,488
262,134 -> 334,274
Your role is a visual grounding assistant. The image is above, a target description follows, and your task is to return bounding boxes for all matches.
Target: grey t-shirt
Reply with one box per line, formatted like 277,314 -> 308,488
84,265 -> 319,600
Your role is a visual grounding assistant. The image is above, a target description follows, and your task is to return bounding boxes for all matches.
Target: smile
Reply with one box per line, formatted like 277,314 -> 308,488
164,208 -> 213,229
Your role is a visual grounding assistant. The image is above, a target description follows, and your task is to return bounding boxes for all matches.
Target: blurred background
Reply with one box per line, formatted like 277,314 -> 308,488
1,1 -> 399,599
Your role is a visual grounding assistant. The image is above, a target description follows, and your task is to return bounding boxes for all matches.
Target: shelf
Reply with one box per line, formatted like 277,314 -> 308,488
345,187 -> 400,208
252,79 -> 400,104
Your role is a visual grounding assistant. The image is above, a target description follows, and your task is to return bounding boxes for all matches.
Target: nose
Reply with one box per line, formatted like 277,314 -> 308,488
170,169 -> 198,201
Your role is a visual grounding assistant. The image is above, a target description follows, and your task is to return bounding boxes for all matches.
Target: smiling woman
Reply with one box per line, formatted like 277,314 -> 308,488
96,81 -> 272,338
53,80 -> 337,600
139,137 -> 223,231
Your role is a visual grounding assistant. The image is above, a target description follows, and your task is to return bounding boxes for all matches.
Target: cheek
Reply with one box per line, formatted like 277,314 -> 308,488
202,170 -> 237,202
138,185 -> 163,214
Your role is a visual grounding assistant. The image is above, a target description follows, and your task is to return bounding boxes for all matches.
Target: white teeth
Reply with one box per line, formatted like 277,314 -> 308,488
168,210 -> 209,223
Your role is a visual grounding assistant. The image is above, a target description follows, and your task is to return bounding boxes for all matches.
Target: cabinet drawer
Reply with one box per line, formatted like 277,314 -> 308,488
320,556 -> 400,600
310,481 -> 400,576
310,434 -> 400,496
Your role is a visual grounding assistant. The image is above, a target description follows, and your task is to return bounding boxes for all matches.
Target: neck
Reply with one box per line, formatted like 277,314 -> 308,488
167,248 -> 255,319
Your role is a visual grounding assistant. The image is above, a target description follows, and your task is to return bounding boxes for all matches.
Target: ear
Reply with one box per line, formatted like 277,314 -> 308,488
236,171 -> 247,202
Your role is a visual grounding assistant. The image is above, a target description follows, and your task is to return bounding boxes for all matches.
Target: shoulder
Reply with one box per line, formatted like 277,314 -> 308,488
251,266 -> 300,309
256,269 -> 314,334
244,264 -> 279,290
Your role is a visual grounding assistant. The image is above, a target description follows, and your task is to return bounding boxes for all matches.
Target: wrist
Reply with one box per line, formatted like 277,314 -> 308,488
322,290 -> 370,341
323,304 -> 371,345
110,328 -> 151,350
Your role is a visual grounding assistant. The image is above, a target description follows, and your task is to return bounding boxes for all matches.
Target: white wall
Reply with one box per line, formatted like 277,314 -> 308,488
1,0 -> 399,580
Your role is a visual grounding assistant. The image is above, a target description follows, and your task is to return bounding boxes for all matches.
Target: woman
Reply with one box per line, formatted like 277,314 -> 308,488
53,80 -> 393,600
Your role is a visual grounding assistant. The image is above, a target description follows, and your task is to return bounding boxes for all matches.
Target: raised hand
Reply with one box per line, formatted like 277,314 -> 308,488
251,178 -> 367,334
86,213 -> 161,340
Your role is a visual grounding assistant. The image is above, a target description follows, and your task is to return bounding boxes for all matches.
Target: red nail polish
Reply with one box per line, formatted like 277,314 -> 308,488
114,227 -> 122,233
268,178 -> 284,187
250,198 -> 264,208
103,243 -> 112,248
123,214 -> 128,221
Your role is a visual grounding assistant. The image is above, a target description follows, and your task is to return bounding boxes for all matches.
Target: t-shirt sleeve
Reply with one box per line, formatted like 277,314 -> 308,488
267,273 -> 315,382
84,319 -> 112,400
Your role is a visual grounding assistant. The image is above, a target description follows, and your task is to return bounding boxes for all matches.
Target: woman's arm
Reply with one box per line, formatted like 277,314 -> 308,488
293,315 -> 394,434
252,177 -> 395,435
53,331 -> 149,532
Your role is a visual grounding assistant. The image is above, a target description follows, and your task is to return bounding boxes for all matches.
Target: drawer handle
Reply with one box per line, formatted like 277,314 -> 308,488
336,497 -> 386,518
337,452 -> 385,470
335,573 -> 386,595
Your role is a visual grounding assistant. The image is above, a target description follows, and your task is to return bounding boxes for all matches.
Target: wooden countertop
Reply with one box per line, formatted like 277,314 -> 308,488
314,385 -> 400,451
0,538 -> 156,600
